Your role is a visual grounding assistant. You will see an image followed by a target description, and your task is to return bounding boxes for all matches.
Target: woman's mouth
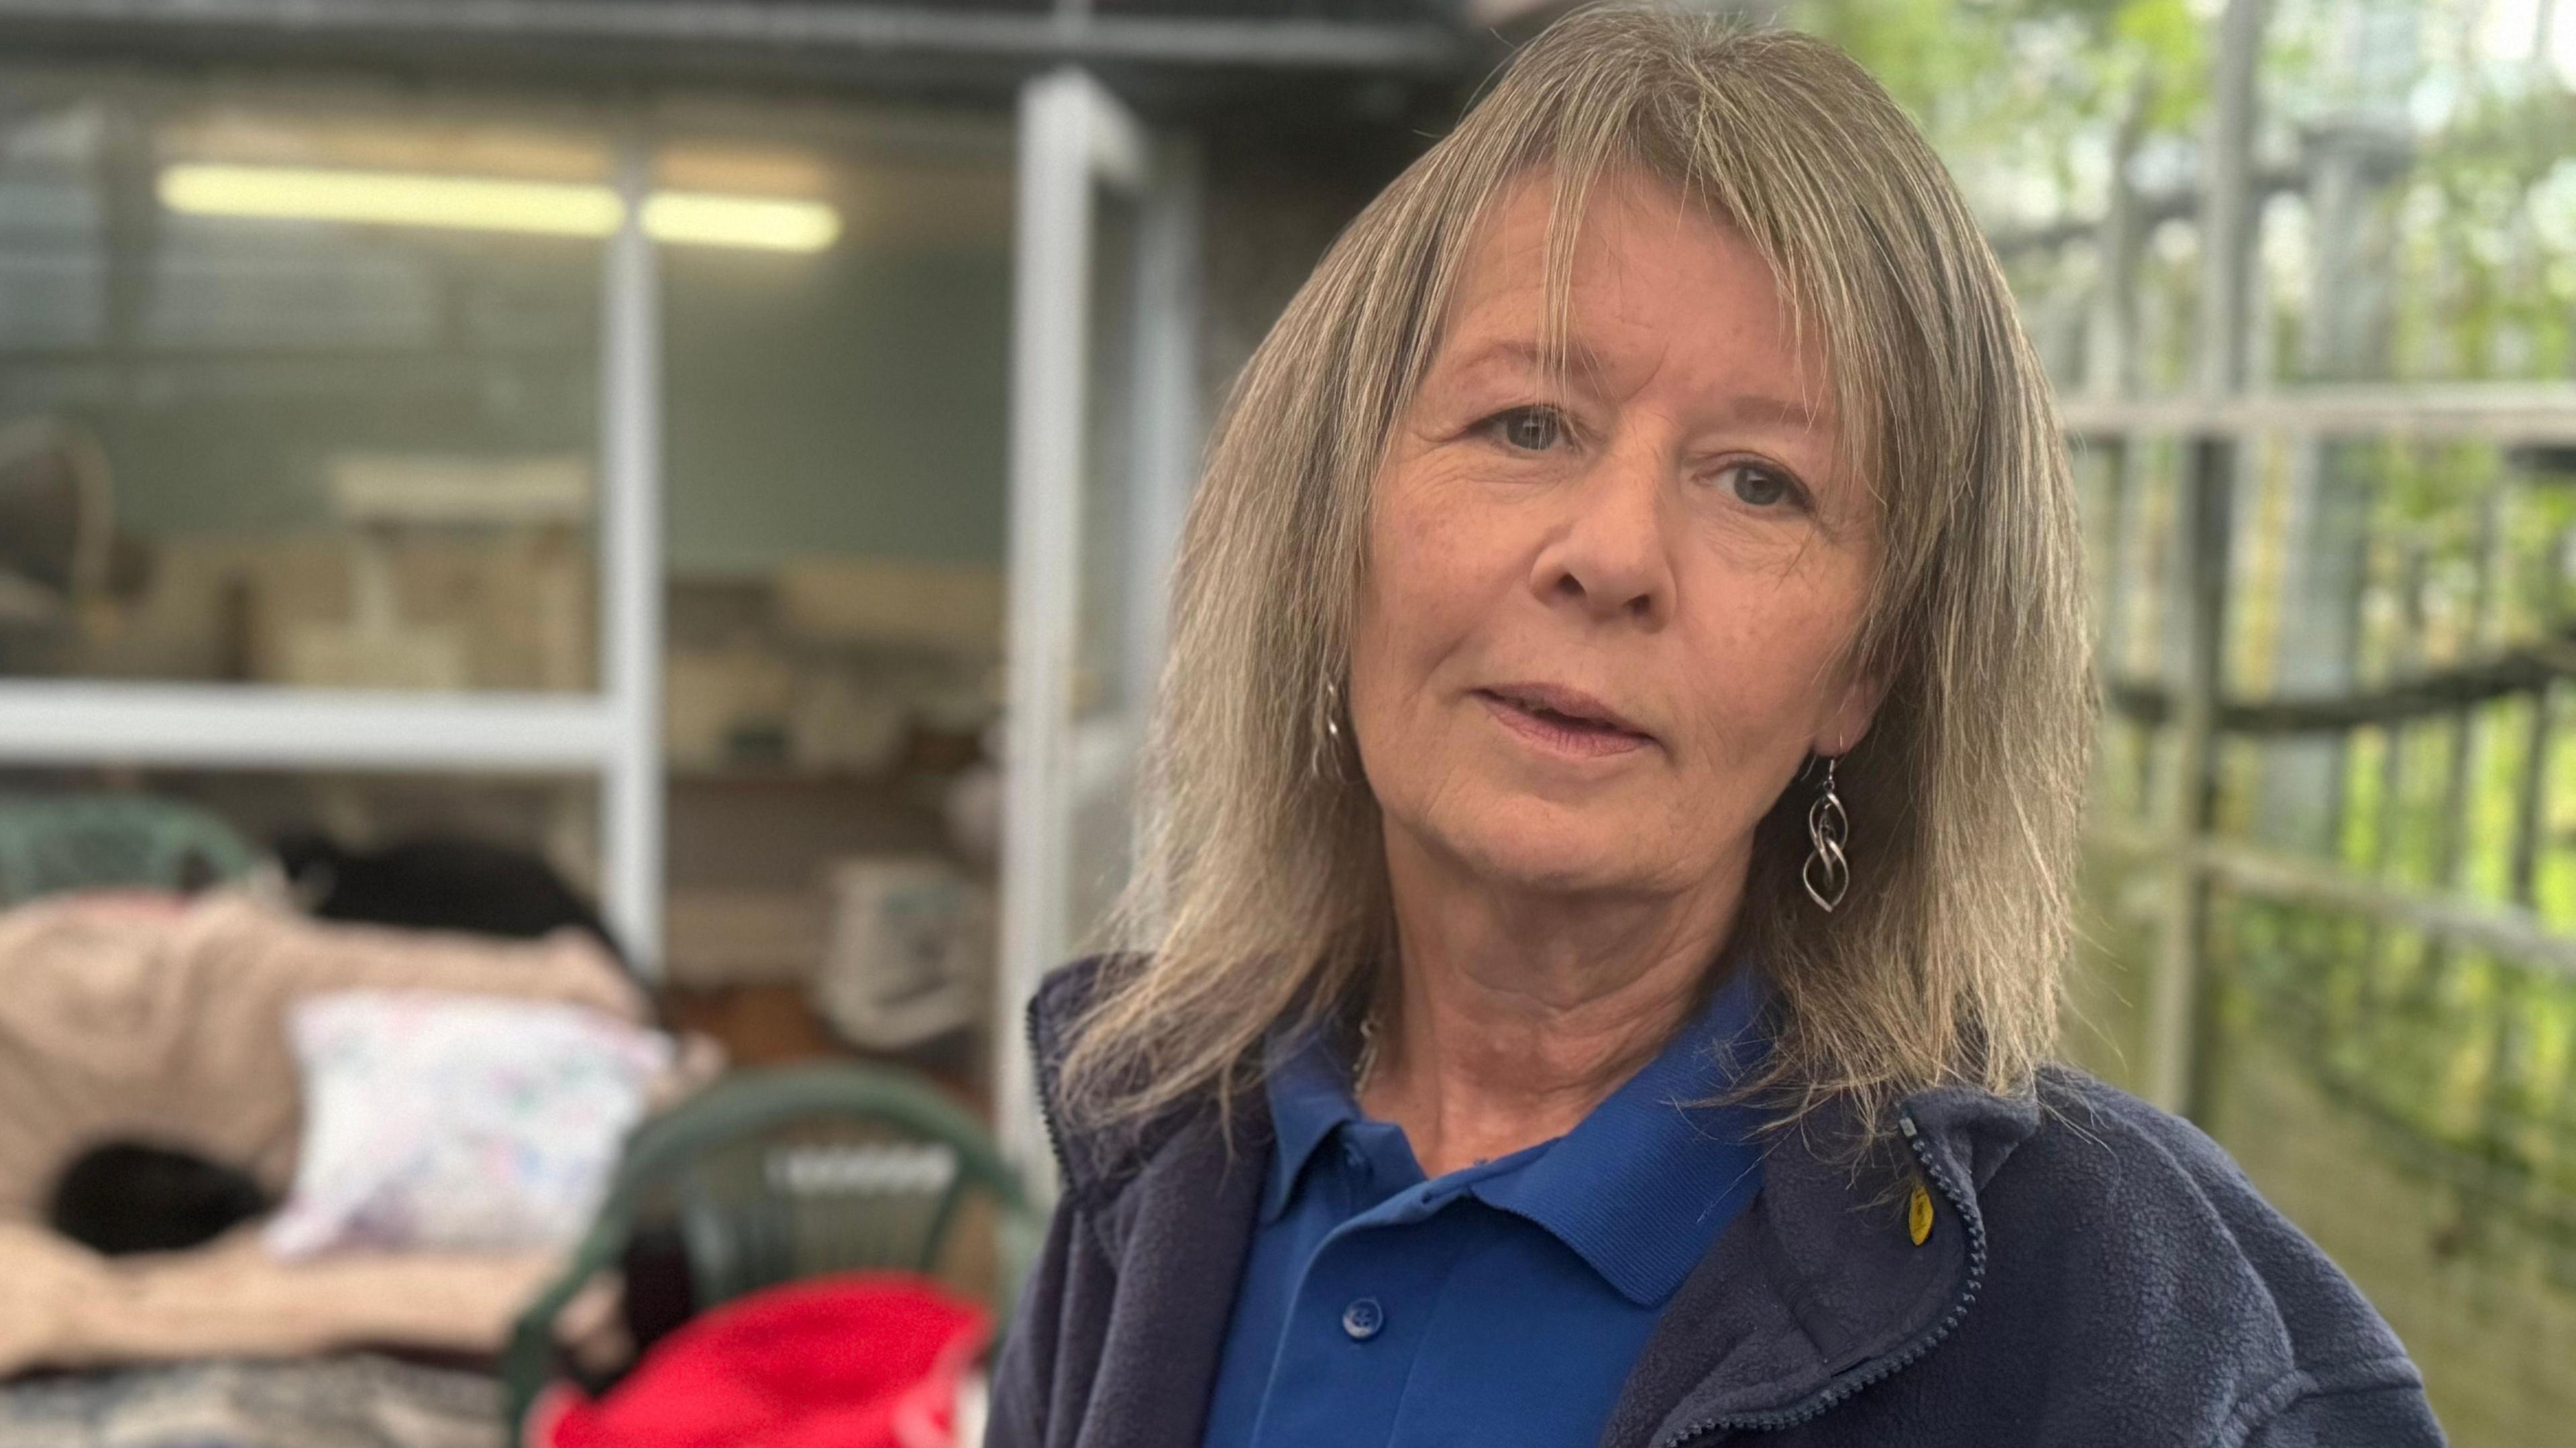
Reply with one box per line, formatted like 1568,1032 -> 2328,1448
1474,684 -> 1657,759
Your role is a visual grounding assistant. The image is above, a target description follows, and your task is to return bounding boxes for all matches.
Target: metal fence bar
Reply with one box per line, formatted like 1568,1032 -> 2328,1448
2143,0 -> 2265,1118
2106,631 -> 2576,732
2091,824 -> 2576,984
2060,386 -> 2576,445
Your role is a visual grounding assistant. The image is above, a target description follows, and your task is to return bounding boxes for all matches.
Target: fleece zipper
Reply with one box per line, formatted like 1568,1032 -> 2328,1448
1651,1111 -> 1990,1446
1024,989 -> 1077,1189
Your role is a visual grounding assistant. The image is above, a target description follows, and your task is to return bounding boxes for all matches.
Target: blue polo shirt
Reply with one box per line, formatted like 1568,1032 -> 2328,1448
1200,962 -> 1770,1448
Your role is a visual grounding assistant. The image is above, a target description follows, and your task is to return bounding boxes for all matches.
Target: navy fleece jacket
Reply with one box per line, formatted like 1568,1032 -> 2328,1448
989,958 -> 2446,1448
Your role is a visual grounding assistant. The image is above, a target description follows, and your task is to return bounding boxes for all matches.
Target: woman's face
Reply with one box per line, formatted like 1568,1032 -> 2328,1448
1348,170 -> 1884,901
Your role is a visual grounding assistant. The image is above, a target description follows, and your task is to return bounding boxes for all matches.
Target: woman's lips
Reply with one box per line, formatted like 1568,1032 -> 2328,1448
1473,687 -> 1657,759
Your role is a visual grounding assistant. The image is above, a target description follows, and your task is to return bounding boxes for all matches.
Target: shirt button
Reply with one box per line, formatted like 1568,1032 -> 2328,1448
1340,1297 -> 1385,1341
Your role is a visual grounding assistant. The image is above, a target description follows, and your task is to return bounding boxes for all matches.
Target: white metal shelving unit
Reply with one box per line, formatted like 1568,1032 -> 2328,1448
0,143 -> 669,971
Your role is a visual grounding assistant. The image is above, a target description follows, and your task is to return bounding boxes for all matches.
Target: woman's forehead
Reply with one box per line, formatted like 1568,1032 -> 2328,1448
1433,170 -> 1838,430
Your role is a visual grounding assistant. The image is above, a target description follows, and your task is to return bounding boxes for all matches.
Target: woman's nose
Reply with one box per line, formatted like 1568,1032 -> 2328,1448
1528,441 -> 1674,626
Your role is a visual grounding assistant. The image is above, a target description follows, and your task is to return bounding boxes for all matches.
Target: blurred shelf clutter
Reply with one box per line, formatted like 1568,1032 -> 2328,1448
663,559 -> 1002,783
280,455 -> 594,694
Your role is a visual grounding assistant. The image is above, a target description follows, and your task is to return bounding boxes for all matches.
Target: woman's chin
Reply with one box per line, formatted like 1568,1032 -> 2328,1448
1419,807 -> 1694,898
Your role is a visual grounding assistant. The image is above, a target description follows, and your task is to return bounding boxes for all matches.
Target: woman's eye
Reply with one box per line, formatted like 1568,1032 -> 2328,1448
1489,406 -> 1565,452
1719,461 -> 1797,508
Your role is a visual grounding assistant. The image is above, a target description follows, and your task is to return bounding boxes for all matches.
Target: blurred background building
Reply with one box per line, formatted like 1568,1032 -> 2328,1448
0,1 -> 2564,1445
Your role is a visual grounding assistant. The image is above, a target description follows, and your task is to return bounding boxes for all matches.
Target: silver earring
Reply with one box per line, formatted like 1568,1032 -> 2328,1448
1311,677 -> 1357,784
1802,753 -> 1849,913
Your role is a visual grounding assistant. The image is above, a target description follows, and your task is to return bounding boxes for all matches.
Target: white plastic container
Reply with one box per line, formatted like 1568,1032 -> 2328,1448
809,854 -> 991,1050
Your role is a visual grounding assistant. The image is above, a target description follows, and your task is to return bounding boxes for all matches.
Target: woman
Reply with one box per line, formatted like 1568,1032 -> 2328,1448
991,8 -> 2443,1448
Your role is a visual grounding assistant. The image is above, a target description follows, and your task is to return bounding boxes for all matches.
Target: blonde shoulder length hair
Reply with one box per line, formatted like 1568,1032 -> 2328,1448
1057,3 -> 2095,1150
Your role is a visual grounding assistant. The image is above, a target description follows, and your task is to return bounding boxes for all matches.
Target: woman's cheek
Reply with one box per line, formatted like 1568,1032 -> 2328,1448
1377,469 -> 1503,622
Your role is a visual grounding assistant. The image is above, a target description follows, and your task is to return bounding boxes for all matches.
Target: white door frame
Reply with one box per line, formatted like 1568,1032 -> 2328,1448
998,66 -> 1201,1193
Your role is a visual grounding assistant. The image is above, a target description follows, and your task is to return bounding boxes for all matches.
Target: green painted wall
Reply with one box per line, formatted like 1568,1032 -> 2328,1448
83,237 -> 1011,573
664,243 -> 1012,573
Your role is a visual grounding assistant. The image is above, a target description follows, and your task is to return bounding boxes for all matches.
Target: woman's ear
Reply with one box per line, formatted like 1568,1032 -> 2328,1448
1816,666 -> 1889,759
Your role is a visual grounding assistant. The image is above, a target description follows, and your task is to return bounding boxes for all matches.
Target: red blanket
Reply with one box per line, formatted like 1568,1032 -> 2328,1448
533,1272 -> 990,1448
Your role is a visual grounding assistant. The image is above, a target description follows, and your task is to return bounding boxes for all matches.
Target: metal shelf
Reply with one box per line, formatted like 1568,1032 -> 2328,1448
0,683 -> 619,772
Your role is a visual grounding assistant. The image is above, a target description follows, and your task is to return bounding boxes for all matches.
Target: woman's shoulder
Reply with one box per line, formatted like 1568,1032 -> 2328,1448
1966,1066 -> 2430,1434
2001,1066 -> 2377,1312
2017,1064 -> 2268,1201
2008,1066 -> 2319,1249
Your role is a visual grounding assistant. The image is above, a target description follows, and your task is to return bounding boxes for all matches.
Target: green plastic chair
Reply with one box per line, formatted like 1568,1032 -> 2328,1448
500,1062 -> 1040,1441
0,794 -> 258,905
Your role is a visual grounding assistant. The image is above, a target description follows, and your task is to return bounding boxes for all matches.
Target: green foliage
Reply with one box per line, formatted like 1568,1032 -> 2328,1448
1799,0 -> 2575,392
1799,0 -> 2206,222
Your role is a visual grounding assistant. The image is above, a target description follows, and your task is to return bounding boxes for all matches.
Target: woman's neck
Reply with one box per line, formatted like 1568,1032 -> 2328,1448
1356,828 -> 1746,1178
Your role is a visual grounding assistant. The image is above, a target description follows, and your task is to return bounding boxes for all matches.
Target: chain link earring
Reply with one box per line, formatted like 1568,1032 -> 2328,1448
1801,753 -> 1850,913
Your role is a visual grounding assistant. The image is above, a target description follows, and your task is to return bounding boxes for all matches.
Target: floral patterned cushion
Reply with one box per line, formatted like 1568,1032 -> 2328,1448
264,991 -> 671,1260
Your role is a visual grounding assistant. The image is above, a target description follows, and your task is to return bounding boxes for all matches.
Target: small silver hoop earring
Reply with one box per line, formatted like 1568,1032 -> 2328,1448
1802,753 -> 1850,913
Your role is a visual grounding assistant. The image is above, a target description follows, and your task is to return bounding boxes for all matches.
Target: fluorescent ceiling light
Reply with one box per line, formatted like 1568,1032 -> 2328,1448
643,190 -> 841,252
158,163 -> 842,253
160,164 -> 620,237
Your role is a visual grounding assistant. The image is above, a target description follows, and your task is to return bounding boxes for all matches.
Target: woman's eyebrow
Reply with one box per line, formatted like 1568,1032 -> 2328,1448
1439,335 -> 1607,394
1441,335 -> 1544,376
1711,392 -> 1828,435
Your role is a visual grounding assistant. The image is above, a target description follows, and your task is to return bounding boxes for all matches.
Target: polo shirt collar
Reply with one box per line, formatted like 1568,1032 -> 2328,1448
1468,960 -> 1770,1307
1258,1017 -> 1365,1223
1255,954 -> 1774,1305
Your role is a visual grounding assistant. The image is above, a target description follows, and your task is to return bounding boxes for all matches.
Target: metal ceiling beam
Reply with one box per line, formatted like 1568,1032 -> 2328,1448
0,1 -> 1476,76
